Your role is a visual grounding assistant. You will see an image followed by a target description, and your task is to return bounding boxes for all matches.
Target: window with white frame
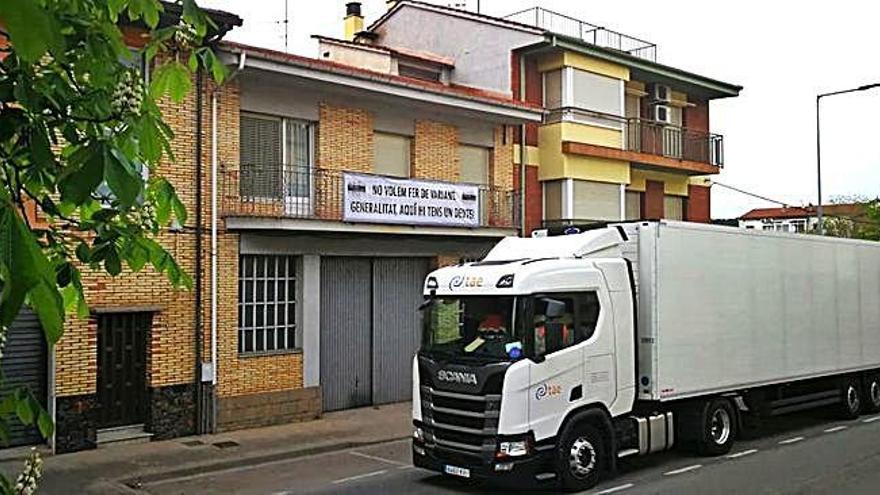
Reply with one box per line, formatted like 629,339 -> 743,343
571,69 -> 622,117
240,113 -> 314,200
238,255 -> 298,354
374,132 -> 411,178
572,180 -> 621,221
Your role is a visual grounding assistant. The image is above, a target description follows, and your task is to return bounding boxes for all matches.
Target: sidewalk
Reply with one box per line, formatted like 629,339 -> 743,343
0,401 -> 412,494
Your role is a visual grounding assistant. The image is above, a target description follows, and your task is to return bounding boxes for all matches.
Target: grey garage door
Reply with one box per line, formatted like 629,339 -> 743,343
0,310 -> 48,447
320,257 -> 430,412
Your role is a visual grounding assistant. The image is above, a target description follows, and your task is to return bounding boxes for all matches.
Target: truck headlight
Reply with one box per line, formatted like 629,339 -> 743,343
413,427 -> 425,443
497,440 -> 529,458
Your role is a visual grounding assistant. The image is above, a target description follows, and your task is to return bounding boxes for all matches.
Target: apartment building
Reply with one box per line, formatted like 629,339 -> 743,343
361,1 -> 742,233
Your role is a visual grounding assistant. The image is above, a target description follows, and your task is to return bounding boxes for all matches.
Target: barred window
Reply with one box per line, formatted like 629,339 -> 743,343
238,255 -> 298,354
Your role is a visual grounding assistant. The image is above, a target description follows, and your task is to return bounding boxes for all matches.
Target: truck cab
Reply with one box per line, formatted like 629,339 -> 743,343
412,227 -> 638,487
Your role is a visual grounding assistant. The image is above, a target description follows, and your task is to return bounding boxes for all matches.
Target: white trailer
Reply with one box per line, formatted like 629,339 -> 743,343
411,221 -> 880,491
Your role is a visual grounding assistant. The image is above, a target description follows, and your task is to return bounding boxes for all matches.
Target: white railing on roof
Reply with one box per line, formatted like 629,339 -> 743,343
504,7 -> 657,62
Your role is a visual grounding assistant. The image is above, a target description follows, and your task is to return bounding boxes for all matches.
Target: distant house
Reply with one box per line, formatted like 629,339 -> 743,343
738,204 -> 868,234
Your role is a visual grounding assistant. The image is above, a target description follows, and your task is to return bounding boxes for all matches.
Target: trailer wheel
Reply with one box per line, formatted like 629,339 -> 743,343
839,378 -> 863,419
557,423 -> 604,492
865,375 -> 880,414
697,399 -> 737,456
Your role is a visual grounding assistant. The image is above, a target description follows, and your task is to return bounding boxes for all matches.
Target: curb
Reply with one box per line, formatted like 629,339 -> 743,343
118,436 -> 411,489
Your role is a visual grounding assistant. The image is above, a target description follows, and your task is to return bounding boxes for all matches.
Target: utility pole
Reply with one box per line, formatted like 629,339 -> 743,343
816,83 -> 880,235
283,0 -> 289,52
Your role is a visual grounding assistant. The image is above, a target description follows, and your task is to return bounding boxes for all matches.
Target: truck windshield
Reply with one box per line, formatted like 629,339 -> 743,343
422,296 -> 528,362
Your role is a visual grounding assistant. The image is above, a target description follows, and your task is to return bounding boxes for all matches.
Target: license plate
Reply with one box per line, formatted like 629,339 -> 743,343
444,464 -> 471,478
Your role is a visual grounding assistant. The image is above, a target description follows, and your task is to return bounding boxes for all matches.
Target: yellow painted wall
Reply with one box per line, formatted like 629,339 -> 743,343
689,176 -> 713,186
536,51 -> 629,81
558,122 -> 623,148
537,125 -> 629,183
627,169 -> 690,196
512,145 -> 541,166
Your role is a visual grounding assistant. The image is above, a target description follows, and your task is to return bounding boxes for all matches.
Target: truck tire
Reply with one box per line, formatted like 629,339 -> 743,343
697,398 -> 737,456
865,375 -> 880,414
839,378 -> 863,419
557,423 -> 604,492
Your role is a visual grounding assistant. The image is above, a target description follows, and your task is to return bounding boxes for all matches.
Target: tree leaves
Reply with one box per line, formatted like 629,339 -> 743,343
106,148 -> 144,208
0,0 -> 60,62
150,61 -> 192,103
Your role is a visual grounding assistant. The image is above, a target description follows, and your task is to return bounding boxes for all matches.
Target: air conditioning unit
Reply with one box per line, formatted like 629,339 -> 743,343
654,104 -> 672,124
649,83 -> 671,103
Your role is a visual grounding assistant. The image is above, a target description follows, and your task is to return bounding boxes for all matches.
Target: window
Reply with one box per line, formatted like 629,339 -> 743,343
238,255 -> 298,354
571,69 -> 622,117
399,63 -> 441,82
240,114 -> 314,201
573,180 -> 621,221
531,292 -> 600,357
543,180 -> 565,221
459,145 -> 489,185
374,132 -> 411,178
544,69 -> 563,109
625,191 -> 642,220
664,195 -> 684,221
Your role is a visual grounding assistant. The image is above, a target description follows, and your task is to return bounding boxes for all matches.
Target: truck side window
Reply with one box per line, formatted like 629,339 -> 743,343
532,292 -> 601,357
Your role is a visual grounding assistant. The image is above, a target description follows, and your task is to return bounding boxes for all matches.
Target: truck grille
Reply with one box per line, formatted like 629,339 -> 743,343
420,386 -> 500,458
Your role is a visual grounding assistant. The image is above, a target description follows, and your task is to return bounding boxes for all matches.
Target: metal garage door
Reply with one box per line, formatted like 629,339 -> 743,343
0,310 -> 48,447
372,258 -> 430,405
321,258 -> 373,412
320,257 -> 431,412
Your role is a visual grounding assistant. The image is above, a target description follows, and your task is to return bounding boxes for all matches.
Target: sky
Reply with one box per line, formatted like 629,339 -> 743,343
200,0 -> 880,219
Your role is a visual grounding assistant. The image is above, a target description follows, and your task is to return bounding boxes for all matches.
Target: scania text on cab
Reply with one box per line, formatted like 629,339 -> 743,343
411,221 -> 880,491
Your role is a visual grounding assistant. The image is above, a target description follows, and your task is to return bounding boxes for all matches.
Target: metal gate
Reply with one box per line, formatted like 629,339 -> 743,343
320,257 -> 430,412
320,258 -> 373,412
0,310 -> 47,447
96,313 -> 150,428
372,258 -> 430,405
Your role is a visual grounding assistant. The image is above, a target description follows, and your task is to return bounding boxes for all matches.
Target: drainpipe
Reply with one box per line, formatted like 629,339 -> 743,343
194,67 -> 204,435
519,53 -> 527,237
209,51 -> 246,431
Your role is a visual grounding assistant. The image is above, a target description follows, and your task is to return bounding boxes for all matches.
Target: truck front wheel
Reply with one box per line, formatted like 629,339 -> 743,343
697,399 -> 737,456
557,423 -> 604,492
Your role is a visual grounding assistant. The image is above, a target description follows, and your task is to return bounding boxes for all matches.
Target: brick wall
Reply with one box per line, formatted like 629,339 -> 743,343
490,126 -> 515,227
315,103 -> 374,220
514,164 -> 542,235
412,120 -> 458,182
687,184 -> 711,223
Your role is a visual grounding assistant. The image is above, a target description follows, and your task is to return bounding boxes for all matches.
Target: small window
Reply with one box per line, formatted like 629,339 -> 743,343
238,255 -> 298,354
625,191 -> 642,221
398,64 -> 441,82
374,132 -> 411,178
532,292 -> 600,357
573,180 -> 621,222
458,145 -> 489,185
241,114 -> 283,199
664,195 -> 684,220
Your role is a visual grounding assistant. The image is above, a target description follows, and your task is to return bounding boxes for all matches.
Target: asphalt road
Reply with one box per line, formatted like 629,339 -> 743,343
141,409 -> 880,495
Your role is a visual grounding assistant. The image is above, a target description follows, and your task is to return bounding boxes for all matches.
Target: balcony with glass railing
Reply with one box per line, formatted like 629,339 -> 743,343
221,164 -> 520,230
504,7 -> 657,62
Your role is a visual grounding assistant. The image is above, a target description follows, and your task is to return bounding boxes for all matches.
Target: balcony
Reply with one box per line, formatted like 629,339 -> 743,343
547,107 -> 724,172
221,164 -> 520,231
504,7 -> 657,62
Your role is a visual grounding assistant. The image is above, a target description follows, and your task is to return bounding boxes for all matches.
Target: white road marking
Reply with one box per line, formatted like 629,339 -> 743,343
863,416 -> 880,423
824,426 -> 848,433
331,469 -> 388,485
350,450 -> 408,467
726,449 -> 758,459
779,436 -> 805,445
663,464 -> 702,476
596,483 -> 635,494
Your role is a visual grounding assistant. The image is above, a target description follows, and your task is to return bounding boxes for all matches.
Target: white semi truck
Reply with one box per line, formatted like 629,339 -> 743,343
411,221 -> 880,490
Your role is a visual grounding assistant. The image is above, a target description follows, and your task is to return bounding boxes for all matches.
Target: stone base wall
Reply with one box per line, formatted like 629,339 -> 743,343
216,387 -> 321,432
145,383 -> 196,440
55,394 -> 97,454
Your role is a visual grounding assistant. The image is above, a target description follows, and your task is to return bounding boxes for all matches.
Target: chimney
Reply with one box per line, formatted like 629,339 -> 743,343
344,2 -> 364,41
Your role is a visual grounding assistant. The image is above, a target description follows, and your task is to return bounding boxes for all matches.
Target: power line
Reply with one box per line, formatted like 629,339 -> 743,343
709,180 -> 792,207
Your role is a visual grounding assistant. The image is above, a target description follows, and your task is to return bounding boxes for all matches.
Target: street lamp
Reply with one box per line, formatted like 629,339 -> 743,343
816,82 -> 880,234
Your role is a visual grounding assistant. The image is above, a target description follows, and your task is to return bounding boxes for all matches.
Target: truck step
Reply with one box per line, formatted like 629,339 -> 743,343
617,448 -> 640,458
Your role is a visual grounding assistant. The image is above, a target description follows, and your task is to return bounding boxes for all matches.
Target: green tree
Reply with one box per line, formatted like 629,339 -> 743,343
821,195 -> 880,241
0,0 -> 226,491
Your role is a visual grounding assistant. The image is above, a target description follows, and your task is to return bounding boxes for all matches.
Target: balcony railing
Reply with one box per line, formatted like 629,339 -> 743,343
547,107 -> 724,167
221,164 -> 520,230
504,7 -> 657,62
